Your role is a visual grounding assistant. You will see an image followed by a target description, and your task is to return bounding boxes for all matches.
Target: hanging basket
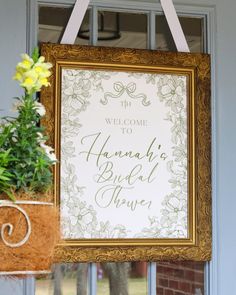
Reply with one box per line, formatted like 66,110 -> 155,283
0,198 -> 58,276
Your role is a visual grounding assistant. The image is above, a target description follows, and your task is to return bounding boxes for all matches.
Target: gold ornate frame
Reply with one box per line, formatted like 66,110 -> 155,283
41,43 -> 211,262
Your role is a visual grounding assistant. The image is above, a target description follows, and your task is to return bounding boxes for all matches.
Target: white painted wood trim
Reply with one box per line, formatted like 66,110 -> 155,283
148,262 -> 157,294
89,263 -> 97,295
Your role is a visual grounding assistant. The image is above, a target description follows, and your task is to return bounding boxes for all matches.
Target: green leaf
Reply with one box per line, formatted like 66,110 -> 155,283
3,189 -> 16,202
32,47 -> 39,63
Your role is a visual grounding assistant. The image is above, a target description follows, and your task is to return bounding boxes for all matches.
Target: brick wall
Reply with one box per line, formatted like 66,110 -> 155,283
156,261 -> 204,295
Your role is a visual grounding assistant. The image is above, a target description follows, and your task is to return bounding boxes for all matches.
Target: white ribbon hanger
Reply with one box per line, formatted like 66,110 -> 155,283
60,0 -> 90,45
160,0 -> 190,52
60,0 -> 190,53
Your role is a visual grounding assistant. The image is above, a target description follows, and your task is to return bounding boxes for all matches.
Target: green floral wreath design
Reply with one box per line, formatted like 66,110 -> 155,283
61,69 -> 187,239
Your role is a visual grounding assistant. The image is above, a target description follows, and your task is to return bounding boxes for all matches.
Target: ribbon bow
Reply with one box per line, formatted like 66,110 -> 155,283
101,82 -> 150,106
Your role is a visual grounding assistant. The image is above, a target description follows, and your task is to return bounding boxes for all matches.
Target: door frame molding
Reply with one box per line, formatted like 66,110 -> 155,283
26,1 -> 217,294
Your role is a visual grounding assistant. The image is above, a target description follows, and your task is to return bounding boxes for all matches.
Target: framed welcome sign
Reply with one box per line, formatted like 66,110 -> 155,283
41,44 -> 211,262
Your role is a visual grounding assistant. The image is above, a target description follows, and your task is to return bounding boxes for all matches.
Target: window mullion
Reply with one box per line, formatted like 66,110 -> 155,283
148,262 -> 157,295
90,6 -> 98,46
89,262 -> 97,295
147,11 -> 156,50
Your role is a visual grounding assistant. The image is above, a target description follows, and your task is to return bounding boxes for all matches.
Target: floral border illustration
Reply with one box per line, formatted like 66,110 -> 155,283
60,69 -> 187,239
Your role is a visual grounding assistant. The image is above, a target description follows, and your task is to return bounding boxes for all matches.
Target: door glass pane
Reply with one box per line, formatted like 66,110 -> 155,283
156,15 -> 204,52
36,263 -> 88,295
96,11 -> 147,49
38,6 -> 90,45
156,261 -> 204,295
97,262 -> 148,295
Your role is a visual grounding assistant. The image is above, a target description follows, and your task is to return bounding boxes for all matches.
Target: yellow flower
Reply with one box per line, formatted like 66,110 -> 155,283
13,65 -> 26,83
34,66 -> 51,78
13,52 -> 52,94
38,56 -> 45,63
40,77 -> 50,87
35,77 -> 50,92
34,66 -> 43,73
20,69 -> 38,93
17,54 -> 34,70
33,60 -> 52,78
13,71 -> 23,83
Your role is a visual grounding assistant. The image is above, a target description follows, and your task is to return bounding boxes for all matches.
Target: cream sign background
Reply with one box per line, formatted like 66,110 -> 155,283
60,68 -> 188,240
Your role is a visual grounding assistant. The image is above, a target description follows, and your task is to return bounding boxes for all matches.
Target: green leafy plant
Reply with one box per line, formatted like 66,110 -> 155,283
0,48 -> 56,200
0,150 -> 15,200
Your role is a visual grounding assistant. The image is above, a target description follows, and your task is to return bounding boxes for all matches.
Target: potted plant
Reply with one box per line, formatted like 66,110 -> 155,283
0,48 -> 58,275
